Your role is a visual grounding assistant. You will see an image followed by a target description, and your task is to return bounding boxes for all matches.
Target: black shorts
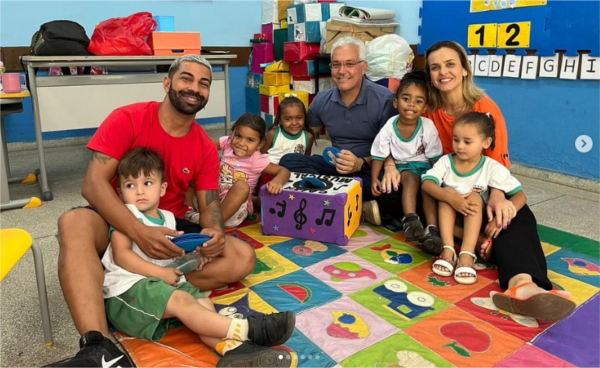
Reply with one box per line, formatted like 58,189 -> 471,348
175,218 -> 203,233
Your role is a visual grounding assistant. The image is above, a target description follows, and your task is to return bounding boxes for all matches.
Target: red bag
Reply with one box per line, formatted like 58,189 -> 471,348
88,12 -> 157,56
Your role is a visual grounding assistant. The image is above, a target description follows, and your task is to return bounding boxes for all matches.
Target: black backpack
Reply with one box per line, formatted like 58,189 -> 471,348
31,20 -> 91,56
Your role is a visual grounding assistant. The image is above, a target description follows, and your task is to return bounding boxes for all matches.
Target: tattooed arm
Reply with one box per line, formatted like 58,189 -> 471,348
195,189 -> 226,257
82,150 -> 183,259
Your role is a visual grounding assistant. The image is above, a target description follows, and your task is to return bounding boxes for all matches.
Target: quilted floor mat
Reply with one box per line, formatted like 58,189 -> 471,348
118,217 -> 600,367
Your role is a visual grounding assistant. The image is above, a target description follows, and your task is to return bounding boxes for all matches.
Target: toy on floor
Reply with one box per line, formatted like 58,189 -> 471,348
261,172 -> 362,245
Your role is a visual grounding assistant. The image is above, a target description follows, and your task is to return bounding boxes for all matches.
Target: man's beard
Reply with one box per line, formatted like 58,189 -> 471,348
168,86 -> 208,115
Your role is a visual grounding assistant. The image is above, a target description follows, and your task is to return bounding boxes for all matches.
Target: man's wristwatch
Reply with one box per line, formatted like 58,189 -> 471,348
360,158 -> 370,171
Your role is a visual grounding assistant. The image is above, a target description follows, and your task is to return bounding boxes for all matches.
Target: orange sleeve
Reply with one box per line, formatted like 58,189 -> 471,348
474,96 -> 511,168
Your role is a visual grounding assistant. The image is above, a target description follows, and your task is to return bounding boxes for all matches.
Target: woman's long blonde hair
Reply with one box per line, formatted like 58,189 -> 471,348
425,41 -> 486,113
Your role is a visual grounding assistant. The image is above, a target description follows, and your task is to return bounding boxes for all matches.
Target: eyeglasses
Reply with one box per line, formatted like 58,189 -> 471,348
329,60 -> 365,70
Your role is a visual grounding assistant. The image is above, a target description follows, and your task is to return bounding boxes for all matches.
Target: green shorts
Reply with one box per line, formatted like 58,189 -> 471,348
106,277 -> 207,341
396,161 -> 432,178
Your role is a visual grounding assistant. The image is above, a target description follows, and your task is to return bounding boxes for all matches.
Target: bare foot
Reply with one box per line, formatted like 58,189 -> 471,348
477,237 -> 490,260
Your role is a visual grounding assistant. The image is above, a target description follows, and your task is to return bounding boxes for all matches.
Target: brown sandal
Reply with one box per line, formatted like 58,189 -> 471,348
492,281 -> 576,322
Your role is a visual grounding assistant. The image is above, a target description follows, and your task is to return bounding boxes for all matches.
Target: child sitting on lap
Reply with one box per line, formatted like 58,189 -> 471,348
102,147 -> 296,367
422,112 -> 525,285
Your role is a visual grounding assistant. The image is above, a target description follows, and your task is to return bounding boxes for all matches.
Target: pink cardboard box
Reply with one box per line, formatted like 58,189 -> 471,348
252,42 -> 275,74
261,23 -> 281,42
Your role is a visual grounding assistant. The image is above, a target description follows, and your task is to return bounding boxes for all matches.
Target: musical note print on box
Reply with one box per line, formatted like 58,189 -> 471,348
294,198 -> 308,230
269,200 -> 287,218
316,209 -> 336,226
261,173 -> 363,245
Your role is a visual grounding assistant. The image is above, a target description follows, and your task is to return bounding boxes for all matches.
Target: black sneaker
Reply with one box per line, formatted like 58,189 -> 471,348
248,311 -> 295,347
45,331 -> 133,367
420,225 -> 443,255
402,213 -> 424,242
217,342 -> 297,367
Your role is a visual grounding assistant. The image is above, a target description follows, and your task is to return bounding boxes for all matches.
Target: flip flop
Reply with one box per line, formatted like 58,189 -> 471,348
323,147 -> 341,166
171,233 -> 212,252
491,281 -> 576,322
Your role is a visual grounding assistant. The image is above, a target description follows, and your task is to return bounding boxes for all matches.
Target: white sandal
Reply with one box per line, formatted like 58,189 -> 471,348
432,245 -> 457,277
454,251 -> 478,285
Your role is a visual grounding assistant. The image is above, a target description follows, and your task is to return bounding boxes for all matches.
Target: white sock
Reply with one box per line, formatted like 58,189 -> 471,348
225,318 -> 249,342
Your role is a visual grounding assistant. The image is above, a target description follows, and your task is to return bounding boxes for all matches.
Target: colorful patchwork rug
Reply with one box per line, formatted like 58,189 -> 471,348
117,218 -> 600,367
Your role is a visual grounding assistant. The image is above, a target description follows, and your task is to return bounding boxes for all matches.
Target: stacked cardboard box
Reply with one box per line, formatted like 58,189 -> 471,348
289,59 -> 330,77
324,21 -> 395,54
261,0 -> 292,24
247,0 -> 346,122
286,2 -> 344,43
260,70 -> 291,117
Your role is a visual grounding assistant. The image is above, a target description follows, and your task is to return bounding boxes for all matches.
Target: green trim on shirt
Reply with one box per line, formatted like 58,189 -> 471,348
280,126 -> 304,140
507,186 -> 523,196
142,211 -> 165,226
270,127 -> 280,149
429,155 -> 442,163
303,131 -> 309,152
450,154 -> 486,177
394,117 -> 422,143
372,156 -> 386,161
108,218 -> 145,240
109,211 -> 165,240
422,176 -> 440,186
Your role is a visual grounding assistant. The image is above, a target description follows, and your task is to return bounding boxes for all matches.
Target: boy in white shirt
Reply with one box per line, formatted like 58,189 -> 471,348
103,147 -> 296,367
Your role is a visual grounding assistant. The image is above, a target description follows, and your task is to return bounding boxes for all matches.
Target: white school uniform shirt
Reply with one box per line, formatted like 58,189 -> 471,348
422,154 -> 522,203
102,204 -> 183,298
267,126 -> 310,164
371,116 -> 443,163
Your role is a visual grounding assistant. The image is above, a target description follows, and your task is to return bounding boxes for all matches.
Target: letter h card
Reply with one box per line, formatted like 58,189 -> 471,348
260,173 -> 362,245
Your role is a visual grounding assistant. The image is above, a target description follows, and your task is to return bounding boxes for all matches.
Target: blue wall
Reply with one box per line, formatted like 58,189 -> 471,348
1,1 -> 263,142
478,78 -> 599,179
0,1 -> 261,47
1,1 -> 598,179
